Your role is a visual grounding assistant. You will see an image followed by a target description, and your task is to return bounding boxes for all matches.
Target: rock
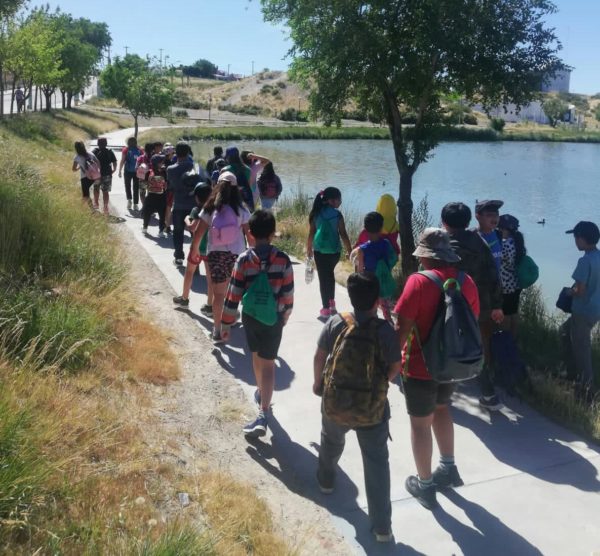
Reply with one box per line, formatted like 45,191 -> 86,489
135,496 -> 146,505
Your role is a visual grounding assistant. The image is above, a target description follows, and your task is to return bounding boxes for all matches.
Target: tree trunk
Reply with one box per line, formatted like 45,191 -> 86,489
398,170 -> 418,276
0,61 -> 4,117
134,114 -> 139,139
33,86 -> 38,112
10,81 -> 15,114
44,90 -> 52,112
67,92 -> 73,109
61,91 -> 65,109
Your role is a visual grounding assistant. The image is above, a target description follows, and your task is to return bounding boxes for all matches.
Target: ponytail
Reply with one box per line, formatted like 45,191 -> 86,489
513,230 -> 526,264
309,187 -> 341,224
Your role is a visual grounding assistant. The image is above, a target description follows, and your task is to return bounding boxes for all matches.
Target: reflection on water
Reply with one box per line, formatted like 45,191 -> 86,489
191,139 -> 600,307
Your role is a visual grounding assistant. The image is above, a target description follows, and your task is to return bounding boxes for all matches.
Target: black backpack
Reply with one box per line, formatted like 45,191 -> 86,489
182,170 -> 203,195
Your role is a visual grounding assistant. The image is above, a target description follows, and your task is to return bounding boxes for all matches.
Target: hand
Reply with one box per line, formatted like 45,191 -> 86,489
491,309 -> 504,324
221,329 -> 230,342
313,381 -> 323,396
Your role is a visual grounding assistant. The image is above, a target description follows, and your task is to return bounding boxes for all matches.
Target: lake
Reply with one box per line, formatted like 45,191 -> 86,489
191,139 -> 600,308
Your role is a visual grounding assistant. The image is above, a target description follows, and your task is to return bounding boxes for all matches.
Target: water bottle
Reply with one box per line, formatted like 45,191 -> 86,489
305,257 -> 315,284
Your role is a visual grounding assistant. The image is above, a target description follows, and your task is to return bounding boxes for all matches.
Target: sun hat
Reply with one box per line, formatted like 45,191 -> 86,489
498,214 -> 519,232
413,228 -> 461,263
566,221 -> 600,244
475,199 -> 504,214
217,170 -> 238,186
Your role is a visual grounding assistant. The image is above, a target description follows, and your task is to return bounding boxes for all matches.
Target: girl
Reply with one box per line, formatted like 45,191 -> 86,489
354,193 -> 401,254
257,161 -> 283,210
498,214 -> 527,337
307,187 -> 352,318
173,182 -> 213,311
72,140 -> 100,205
135,142 -> 154,210
142,154 -> 168,237
194,172 -> 252,343
163,143 -> 176,234
224,146 -> 254,211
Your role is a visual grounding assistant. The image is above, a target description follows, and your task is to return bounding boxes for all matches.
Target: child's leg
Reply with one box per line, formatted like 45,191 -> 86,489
157,195 -> 167,231
314,251 -> 340,308
102,190 -> 110,213
182,263 -> 198,300
212,281 -> 227,332
252,352 -> 275,411
203,262 -> 214,305
93,183 -> 100,207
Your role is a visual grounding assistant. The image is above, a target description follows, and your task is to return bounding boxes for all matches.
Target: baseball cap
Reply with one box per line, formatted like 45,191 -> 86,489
412,228 -> 461,263
475,199 -> 504,214
566,221 -> 600,244
217,170 -> 237,186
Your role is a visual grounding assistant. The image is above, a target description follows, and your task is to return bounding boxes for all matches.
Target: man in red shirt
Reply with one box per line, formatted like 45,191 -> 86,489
394,228 -> 480,510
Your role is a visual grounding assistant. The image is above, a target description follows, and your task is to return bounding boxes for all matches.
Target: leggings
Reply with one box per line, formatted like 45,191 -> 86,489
124,170 -> 140,204
143,193 -> 166,231
314,251 -> 340,309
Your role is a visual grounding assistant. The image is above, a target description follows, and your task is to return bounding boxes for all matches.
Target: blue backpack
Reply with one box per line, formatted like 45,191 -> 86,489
125,148 -> 140,173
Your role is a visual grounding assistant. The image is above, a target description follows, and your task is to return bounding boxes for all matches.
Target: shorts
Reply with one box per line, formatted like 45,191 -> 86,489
80,177 -> 93,197
94,175 -> 112,192
207,251 -> 238,283
242,312 -> 283,360
502,290 -> 522,316
187,251 -> 202,266
402,377 -> 455,417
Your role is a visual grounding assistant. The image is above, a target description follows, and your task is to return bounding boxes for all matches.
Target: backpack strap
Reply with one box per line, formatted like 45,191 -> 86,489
418,270 -> 444,289
340,312 -> 355,328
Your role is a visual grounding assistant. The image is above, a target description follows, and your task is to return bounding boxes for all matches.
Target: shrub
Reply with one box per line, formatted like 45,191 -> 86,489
278,107 -> 309,122
174,109 -> 189,118
490,117 -> 505,132
463,113 -> 478,125
276,81 -> 287,89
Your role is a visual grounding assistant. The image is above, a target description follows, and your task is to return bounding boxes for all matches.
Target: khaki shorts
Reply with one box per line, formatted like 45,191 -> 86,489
93,175 -> 112,192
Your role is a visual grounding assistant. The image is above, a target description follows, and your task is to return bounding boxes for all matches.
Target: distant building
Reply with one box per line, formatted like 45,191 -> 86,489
541,69 -> 571,93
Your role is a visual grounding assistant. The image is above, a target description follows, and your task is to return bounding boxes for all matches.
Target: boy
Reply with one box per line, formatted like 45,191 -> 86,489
395,228 -> 479,510
562,221 -> 600,401
313,272 -> 401,542
92,137 -> 117,214
350,211 -> 398,321
221,210 -> 294,437
442,202 -> 504,410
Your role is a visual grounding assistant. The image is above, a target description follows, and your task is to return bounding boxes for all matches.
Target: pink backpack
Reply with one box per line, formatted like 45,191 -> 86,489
136,161 -> 148,180
84,156 -> 101,181
209,205 -> 240,247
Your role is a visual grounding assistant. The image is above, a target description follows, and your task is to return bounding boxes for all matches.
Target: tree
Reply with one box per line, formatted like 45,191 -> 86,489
262,0 -> 564,274
100,55 -> 174,138
182,59 -> 218,79
0,0 -> 28,116
542,96 -> 569,127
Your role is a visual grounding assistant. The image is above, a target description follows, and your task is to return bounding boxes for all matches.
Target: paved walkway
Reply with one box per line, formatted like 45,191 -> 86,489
104,128 -> 600,555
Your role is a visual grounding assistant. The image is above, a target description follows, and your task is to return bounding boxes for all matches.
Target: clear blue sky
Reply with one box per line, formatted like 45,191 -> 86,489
43,0 -> 599,94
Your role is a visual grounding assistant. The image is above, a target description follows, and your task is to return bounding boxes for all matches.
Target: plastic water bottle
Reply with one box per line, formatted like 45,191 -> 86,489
305,257 -> 315,284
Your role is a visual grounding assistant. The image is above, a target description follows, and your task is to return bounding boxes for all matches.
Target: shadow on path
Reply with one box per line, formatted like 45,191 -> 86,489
434,489 -> 543,556
247,415 -> 424,555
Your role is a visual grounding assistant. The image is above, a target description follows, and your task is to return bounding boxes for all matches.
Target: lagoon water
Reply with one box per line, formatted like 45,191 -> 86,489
192,139 -> 600,307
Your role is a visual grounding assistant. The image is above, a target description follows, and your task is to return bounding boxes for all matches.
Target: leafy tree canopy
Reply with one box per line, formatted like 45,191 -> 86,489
542,96 -> 569,127
182,59 -> 218,79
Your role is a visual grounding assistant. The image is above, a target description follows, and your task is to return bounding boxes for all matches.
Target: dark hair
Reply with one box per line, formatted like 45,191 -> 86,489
74,141 -> 87,157
347,272 -> 379,311
97,137 -> 107,148
194,184 -> 212,207
241,150 -> 253,165
144,142 -> 154,156
215,158 -> 227,169
441,202 -> 472,229
175,141 -> 190,158
364,211 -> 384,233
249,209 -> 276,239
127,136 -> 137,148
214,146 -> 223,156
225,146 -> 242,165
511,230 -> 527,264
257,162 -> 276,192
308,187 -> 342,224
203,179 -> 244,215
150,154 -> 165,173
153,142 -> 163,152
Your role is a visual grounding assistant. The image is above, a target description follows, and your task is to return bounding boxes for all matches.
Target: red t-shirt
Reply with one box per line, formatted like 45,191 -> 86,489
394,268 -> 480,380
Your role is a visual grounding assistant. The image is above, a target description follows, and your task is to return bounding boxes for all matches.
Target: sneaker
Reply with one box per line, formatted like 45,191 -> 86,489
253,388 -> 261,407
479,395 -> 503,411
432,464 -> 464,490
373,530 -> 394,543
133,203 -> 140,212
142,227 -> 149,234
405,475 -> 438,510
173,258 -> 184,267
165,226 -> 172,234
329,299 -> 337,315
319,307 -> 331,318
93,203 -> 100,210
199,304 -> 213,317
158,230 -> 166,238
103,207 -> 109,216
243,414 -> 268,438
172,295 -> 189,307
212,330 -> 224,345
316,469 -> 334,494
127,200 -> 132,209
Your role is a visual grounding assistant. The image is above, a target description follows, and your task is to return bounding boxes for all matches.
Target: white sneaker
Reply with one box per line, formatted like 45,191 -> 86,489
133,204 -> 140,211
127,200 -> 132,209
142,227 -> 148,234
158,231 -> 166,238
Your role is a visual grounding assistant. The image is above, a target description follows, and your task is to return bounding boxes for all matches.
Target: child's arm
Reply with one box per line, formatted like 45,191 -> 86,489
306,220 -> 316,257
350,247 -> 364,272
241,222 -> 254,247
189,220 -> 207,251
278,257 -> 294,325
118,149 -> 126,176
313,347 -> 328,396
71,160 -> 79,172
338,215 -> 352,257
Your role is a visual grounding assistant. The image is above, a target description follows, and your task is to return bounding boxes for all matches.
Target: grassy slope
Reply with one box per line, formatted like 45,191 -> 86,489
0,111 -> 290,555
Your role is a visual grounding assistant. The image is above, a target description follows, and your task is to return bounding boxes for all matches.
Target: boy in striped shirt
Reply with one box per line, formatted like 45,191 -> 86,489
222,210 -> 294,438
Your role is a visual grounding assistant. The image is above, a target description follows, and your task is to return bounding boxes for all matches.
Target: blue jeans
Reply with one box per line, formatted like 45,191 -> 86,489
260,196 -> 277,210
318,409 -> 392,533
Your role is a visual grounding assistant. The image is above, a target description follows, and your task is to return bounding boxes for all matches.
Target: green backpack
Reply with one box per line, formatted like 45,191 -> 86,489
314,213 -> 339,254
516,255 -> 539,289
242,264 -> 278,326
322,314 -> 388,428
374,241 -> 398,299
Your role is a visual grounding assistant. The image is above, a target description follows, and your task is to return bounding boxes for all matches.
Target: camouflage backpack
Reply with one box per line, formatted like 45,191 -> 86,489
322,313 -> 388,428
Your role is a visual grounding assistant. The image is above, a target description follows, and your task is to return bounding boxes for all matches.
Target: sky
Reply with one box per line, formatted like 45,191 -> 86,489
41,0 -> 600,94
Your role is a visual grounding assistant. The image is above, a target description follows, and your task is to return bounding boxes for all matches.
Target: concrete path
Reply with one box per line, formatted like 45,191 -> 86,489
104,129 -> 600,555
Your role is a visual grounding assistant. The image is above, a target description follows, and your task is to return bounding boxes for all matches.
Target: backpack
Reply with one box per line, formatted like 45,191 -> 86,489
314,211 -> 339,254
372,240 -> 398,298
83,155 -> 101,181
322,314 -> 388,428
242,257 -> 278,326
136,162 -> 148,180
147,173 -> 166,194
415,271 -> 483,383
516,255 -> 539,289
183,170 -> 203,194
209,205 -> 240,247
491,330 -> 532,397
125,148 -> 139,172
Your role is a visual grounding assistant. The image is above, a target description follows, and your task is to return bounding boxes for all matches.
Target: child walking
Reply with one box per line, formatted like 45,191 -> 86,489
142,154 -> 168,236
221,210 -> 294,438
172,182 -> 213,309
351,212 -> 398,321
307,187 -> 352,318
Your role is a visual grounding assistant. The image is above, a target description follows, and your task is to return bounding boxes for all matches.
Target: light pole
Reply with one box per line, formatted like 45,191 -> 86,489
208,93 -> 212,122
252,60 -> 254,75
227,64 -> 230,76
124,46 -> 129,56
159,48 -> 163,67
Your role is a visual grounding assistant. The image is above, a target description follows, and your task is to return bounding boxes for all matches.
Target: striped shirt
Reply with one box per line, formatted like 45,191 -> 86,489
222,245 -> 294,328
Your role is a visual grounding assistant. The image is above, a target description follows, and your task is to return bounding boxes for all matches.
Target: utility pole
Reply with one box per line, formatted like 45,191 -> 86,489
107,45 -> 112,65
159,48 -> 163,67
227,63 -> 230,76
124,46 -> 129,56
252,60 -> 254,75
208,93 -> 212,122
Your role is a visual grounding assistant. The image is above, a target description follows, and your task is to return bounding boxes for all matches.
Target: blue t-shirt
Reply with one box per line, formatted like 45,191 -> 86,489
360,238 -> 395,273
480,230 -> 502,276
572,249 -> 600,321
124,146 -> 142,173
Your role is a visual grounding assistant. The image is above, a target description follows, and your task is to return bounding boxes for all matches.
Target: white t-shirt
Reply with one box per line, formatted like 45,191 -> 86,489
200,205 -> 250,255
73,153 -> 98,179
